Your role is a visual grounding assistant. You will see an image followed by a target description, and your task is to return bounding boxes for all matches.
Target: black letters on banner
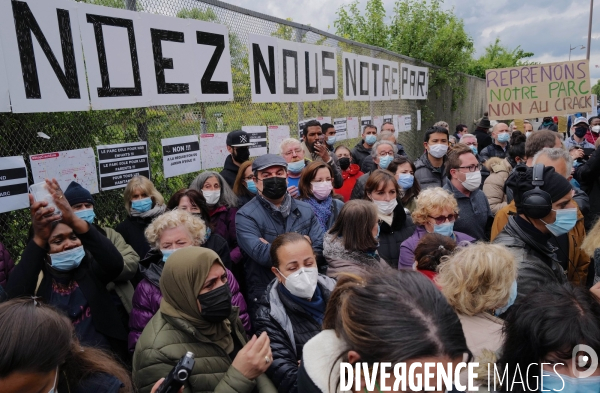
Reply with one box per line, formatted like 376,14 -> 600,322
150,28 -> 188,94
196,31 -> 228,94
252,43 -> 276,94
372,63 -> 379,97
345,57 -> 356,96
322,50 -> 335,95
391,67 -> 398,95
418,70 -> 426,97
382,64 -> 390,96
305,51 -> 318,94
86,14 -> 142,97
359,61 -> 369,96
282,49 -> 298,94
12,0 -> 81,99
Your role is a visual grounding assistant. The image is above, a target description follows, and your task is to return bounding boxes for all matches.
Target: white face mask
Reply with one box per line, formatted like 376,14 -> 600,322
460,171 -> 482,191
202,190 -> 221,205
48,367 -> 58,393
593,125 -> 600,133
525,131 -> 532,138
278,267 -> 318,299
372,198 -> 398,215
428,144 -> 448,158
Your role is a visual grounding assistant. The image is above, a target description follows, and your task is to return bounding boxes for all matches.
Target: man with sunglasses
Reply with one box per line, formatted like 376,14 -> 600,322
443,144 -> 493,241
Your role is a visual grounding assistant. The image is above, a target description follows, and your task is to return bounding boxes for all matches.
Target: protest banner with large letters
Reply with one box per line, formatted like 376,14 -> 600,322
0,0 -> 233,113
485,60 -> 591,120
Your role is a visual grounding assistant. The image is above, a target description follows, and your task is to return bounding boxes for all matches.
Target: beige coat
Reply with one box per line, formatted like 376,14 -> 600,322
482,158 -> 512,215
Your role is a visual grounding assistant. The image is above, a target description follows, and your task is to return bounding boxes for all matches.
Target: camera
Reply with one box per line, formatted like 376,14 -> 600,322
155,352 -> 195,393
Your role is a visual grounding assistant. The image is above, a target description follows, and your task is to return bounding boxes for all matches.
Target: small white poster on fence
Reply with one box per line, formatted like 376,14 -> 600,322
97,142 -> 150,191
347,117 -> 360,139
334,118 -> 347,140
161,135 -> 201,179
316,116 -> 332,126
242,126 -> 268,157
30,148 -> 98,194
404,115 -> 412,132
417,110 -> 422,131
383,114 -> 393,125
268,125 -> 291,154
393,115 -> 402,135
0,156 -> 29,213
373,115 -> 383,131
200,133 -> 228,170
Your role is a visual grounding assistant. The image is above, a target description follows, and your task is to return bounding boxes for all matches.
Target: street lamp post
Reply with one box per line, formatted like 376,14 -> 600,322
588,0 -> 594,60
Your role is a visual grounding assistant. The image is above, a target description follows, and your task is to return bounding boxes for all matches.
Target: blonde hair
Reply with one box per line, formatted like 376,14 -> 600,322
436,243 -> 518,316
582,218 -> 600,256
123,175 -> 164,214
144,209 -> 207,249
411,187 -> 459,226
279,138 -> 301,155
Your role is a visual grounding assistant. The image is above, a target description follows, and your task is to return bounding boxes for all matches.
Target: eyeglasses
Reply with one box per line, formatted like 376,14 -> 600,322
378,151 -> 395,157
457,164 -> 482,172
428,213 -> 458,225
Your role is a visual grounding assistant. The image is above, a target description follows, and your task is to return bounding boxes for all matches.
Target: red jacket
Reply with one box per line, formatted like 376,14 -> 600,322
334,164 -> 364,202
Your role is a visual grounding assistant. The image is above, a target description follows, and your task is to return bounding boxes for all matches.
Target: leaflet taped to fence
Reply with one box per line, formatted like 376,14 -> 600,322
242,126 -> 268,157
0,156 -> 29,213
97,142 -> 149,191
30,148 -> 99,194
268,125 -> 291,154
161,135 -> 201,178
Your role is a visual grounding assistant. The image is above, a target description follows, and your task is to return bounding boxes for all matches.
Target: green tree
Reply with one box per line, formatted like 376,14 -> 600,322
467,38 -> 534,79
591,80 -> 600,96
334,0 -> 389,48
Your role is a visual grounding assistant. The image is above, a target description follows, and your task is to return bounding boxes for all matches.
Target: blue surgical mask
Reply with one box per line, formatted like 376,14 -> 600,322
542,372 -> 600,393
74,208 -> 95,224
131,197 -> 152,213
326,136 -> 337,146
375,224 -> 380,240
161,246 -> 191,262
469,145 -> 478,155
495,280 -> 517,316
287,160 -> 305,174
497,132 -> 510,143
50,245 -> 85,271
542,208 -> 577,237
365,135 -> 377,145
378,155 -> 393,170
246,180 -> 258,194
398,174 -> 414,190
433,222 -> 454,237
48,367 -> 58,393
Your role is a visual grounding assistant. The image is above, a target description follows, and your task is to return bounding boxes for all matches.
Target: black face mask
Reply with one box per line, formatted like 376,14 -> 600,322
197,284 -> 232,323
574,127 -> 588,138
260,176 -> 288,199
338,157 -> 351,170
233,147 -> 250,163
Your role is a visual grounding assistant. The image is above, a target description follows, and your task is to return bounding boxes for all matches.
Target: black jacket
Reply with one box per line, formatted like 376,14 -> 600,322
350,141 -> 372,169
414,152 -> 447,190
116,215 -> 155,260
220,154 -> 240,189
493,216 -> 567,303
575,147 -> 600,228
253,276 -> 336,393
349,171 -> 370,200
479,142 -> 508,161
474,128 -> 493,153
377,203 -> 416,268
6,225 -> 128,345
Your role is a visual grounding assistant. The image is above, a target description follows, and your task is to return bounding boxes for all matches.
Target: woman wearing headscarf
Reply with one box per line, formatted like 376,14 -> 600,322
133,247 -> 277,393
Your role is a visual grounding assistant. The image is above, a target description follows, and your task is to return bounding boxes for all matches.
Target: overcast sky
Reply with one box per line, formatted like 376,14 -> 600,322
230,0 -> 600,83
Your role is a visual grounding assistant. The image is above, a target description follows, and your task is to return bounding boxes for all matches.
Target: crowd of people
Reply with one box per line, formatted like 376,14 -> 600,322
1,115 -> 600,393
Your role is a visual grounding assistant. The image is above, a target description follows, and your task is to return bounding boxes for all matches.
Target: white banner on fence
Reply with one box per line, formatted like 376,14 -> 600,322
0,156 -> 29,213
268,125 -> 290,154
30,148 -> 99,193
0,43 -> 10,113
97,142 -> 149,191
161,135 -> 201,178
400,63 -> 429,100
242,126 -> 268,157
0,0 -> 234,113
0,0 -> 90,113
249,34 -> 339,103
334,118 -> 347,140
347,116 -> 360,139
200,133 -> 228,170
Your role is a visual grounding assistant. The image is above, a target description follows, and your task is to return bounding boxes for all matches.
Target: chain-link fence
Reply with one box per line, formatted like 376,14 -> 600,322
0,0 -> 487,260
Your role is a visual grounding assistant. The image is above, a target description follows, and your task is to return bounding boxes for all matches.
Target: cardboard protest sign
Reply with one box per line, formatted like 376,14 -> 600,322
486,60 -> 591,120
